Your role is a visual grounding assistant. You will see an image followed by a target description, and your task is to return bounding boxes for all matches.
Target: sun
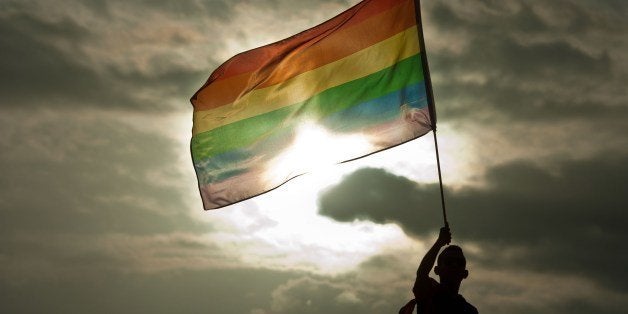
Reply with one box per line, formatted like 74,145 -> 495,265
264,121 -> 373,185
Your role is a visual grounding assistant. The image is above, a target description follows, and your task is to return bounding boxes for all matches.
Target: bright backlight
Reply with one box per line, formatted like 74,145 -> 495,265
264,121 -> 373,185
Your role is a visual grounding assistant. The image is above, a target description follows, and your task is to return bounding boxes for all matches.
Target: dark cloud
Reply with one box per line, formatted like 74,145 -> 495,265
318,155 -> 628,292
0,112 -> 203,236
265,257 -> 417,314
0,111 -> 220,310
0,267 -> 295,314
128,0 -> 234,21
0,1 -> 215,110
424,0 -> 628,122
0,13 -> 105,106
0,257 -> 410,314
432,37 -> 618,122
429,0 -> 628,37
269,277 -> 367,313
318,168 -> 442,236
259,0 -> 352,12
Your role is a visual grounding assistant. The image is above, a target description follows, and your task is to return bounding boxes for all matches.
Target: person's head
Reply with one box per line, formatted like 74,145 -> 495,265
434,245 -> 468,288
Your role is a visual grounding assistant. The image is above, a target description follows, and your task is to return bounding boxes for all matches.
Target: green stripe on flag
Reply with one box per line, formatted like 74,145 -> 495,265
191,54 -> 423,161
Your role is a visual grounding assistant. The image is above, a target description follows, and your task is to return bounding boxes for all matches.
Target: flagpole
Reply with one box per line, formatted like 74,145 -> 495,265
432,130 -> 448,228
413,0 -> 449,228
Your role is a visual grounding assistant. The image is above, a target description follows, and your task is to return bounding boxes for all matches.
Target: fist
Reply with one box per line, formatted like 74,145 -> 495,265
437,227 -> 451,246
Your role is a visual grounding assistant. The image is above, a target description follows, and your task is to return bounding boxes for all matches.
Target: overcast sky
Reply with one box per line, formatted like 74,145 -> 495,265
1,0 -> 628,313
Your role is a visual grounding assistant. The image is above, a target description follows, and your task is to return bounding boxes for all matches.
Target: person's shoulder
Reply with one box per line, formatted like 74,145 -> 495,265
412,277 -> 440,298
461,297 -> 478,314
458,294 -> 478,314
466,303 -> 478,314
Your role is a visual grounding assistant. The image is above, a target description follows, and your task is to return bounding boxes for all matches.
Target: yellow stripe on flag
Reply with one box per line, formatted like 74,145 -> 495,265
192,26 -> 420,135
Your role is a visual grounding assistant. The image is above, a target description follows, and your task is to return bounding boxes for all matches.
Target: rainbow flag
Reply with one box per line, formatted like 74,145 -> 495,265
191,0 -> 436,209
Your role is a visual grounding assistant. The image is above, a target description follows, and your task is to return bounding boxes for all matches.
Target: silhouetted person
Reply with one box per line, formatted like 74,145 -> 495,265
399,227 -> 478,314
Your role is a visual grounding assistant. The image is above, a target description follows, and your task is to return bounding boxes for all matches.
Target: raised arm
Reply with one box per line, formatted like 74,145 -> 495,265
414,227 -> 451,290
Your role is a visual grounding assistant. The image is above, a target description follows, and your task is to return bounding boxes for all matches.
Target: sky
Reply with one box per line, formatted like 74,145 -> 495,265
1,0 -> 627,313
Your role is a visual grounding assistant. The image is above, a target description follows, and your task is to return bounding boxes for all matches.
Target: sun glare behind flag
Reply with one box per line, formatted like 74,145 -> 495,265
190,0 -> 435,210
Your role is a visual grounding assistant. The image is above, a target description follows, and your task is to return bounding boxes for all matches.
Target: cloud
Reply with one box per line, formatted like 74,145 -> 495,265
0,12 -> 109,107
262,253 -> 418,314
0,109 -> 220,289
318,154 -> 628,292
0,266 -> 297,314
0,0 -> 221,110
268,277 -> 365,313
318,167 -> 443,230
422,0 -> 628,123
465,267 -> 628,314
0,109 -> 201,236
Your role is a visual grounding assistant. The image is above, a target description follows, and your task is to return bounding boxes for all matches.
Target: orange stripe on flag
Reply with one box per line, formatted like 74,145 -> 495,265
191,0 -> 416,111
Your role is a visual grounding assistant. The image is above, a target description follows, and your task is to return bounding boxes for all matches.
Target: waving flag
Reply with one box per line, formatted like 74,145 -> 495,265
191,0 -> 435,209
